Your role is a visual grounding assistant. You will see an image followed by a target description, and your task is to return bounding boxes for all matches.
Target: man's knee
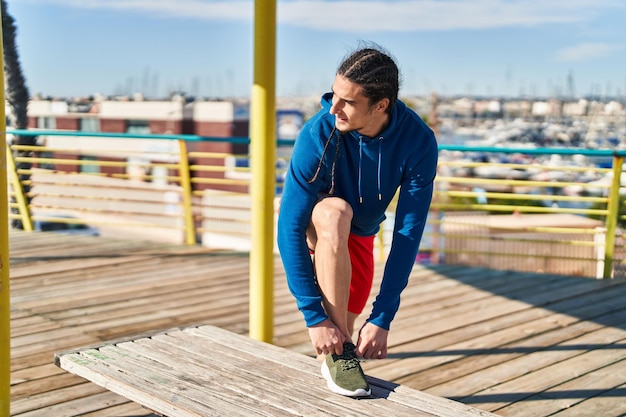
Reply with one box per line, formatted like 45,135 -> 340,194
311,198 -> 353,238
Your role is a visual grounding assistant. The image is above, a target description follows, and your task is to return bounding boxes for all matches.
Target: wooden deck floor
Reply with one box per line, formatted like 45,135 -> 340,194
8,230 -> 626,417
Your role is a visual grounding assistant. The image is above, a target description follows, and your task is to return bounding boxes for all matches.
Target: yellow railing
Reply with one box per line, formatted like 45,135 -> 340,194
6,129 -> 625,279
424,148 -> 623,279
8,141 -> 194,243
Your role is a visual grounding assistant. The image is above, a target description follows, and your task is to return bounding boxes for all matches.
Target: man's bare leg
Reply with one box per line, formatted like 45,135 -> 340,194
307,197 -> 354,343
347,312 -> 359,337
309,198 -> 371,397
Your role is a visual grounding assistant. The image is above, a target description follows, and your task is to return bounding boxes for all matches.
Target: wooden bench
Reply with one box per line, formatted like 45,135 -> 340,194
55,324 -> 498,417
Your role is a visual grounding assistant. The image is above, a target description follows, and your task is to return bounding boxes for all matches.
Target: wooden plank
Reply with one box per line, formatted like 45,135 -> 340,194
11,372 -> 84,399
548,383 -> 626,417
13,390 -> 134,417
56,325 -> 498,417
494,359 -> 626,416
10,382 -> 107,416
461,330 -> 626,413
11,333 -> 100,361
78,401 -> 158,417
11,363 -> 66,385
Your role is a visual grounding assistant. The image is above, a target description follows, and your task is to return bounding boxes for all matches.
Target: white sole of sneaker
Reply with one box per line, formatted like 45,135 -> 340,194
321,360 -> 371,397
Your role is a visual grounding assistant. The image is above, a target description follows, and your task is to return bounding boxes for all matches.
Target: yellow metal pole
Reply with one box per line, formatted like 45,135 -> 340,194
6,143 -> 33,231
0,10 -> 11,415
603,155 -> 623,278
177,139 -> 196,246
249,0 -> 276,342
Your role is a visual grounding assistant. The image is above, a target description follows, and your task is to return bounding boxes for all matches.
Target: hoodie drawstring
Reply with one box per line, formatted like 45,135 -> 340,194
377,138 -> 383,201
309,128 -> 383,203
358,136 -> 383,203
358,138 -> 363,203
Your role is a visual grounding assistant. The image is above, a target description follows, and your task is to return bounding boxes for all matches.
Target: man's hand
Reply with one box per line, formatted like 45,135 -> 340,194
308,319 -> 346,356
355,322 -> 389,359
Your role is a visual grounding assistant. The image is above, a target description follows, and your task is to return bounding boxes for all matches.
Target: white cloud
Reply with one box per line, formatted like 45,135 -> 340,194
278,0 -> 618,32
22,0 -> 625,32
556,42 -> 622,62
23,0 -> 254,20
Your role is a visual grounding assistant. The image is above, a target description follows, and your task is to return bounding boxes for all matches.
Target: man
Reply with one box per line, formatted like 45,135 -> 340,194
277,44 -> 438,397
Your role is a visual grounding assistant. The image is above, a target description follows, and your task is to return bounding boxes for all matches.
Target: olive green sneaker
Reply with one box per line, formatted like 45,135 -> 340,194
321,342 -> 371,397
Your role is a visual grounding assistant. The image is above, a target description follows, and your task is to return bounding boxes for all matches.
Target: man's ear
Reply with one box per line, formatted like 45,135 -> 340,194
376,98 -> 390,113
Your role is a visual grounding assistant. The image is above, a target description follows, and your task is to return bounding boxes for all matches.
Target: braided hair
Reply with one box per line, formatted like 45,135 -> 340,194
336,44 -> 400,114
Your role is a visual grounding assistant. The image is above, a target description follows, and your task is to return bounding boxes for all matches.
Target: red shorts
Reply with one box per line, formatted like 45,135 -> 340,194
347,233 -> 375,314
309,233 -> 375,315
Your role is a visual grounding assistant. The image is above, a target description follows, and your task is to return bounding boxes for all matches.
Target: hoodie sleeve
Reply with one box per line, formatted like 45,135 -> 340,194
277,120 -> 331,327
367,129 -> 438,330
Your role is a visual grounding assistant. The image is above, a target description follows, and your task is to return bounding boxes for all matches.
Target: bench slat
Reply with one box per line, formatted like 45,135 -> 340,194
112,340 -> 376,416
55,324 -> 498,417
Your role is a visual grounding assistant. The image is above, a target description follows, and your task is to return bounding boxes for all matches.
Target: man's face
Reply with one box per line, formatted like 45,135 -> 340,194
330,74 -> 385,137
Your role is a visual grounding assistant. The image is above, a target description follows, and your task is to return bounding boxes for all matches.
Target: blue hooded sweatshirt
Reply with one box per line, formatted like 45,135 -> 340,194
277,92 -> 438,330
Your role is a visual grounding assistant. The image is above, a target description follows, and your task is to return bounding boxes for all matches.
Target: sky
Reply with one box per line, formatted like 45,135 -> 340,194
7,0 -> 626,100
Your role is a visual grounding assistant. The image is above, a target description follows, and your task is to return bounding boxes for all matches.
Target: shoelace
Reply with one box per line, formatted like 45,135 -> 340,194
338,345 -> 361,371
